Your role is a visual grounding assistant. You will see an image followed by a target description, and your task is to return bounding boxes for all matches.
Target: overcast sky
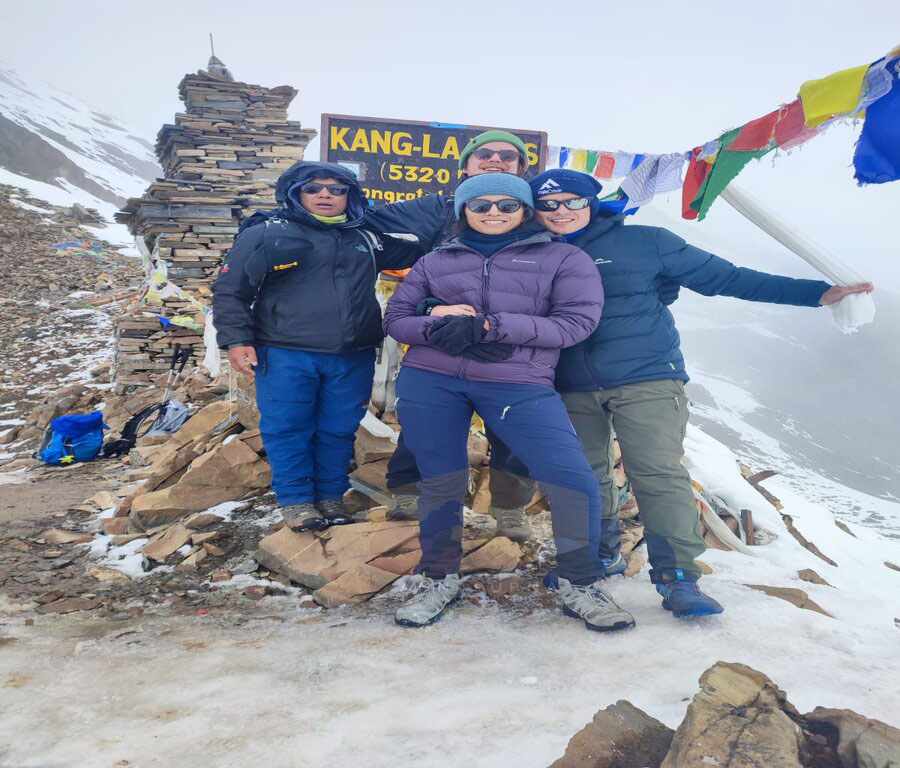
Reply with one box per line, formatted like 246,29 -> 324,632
3,0 -> 899,287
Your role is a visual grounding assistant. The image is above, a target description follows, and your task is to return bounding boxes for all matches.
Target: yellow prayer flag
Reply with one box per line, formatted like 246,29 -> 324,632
569,148 -> 588,171
798,64 -> 868,127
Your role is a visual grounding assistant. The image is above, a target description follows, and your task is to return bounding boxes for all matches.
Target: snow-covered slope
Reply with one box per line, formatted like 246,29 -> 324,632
0,66 -> 158,241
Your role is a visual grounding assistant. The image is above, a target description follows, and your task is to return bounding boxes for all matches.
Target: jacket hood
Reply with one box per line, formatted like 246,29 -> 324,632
274,161 -> 368,227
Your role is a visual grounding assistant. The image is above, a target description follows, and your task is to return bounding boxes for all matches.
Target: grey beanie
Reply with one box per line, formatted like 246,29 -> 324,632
453,173 -> 534,219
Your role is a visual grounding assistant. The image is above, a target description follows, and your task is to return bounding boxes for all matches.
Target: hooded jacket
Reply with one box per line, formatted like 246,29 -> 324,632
555,215 -> 831,391
383,232 -> 603,388
212,161 -> 420,352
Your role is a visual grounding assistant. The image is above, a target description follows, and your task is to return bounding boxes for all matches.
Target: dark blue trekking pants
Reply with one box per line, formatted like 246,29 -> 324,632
255,346 -> 375,505
386,426 -> 535,508
397,366 -> 605,585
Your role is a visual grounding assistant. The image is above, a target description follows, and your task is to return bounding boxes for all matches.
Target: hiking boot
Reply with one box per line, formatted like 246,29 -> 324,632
388,493 -> 420,521
602,553 -> 627,577
394,574 -> 461,628
555,576 -> 636,632
492,506 -> 530,543
653,569 -> 724,618
281,502 -> 328,532
316,498 -> 354,526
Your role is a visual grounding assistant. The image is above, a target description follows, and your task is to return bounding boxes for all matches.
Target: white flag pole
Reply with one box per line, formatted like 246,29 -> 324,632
720,184 -> 875,332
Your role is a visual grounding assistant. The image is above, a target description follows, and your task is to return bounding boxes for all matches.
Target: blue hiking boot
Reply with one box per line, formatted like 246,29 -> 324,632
652,569 -> 724,618
601,553 -> 627,577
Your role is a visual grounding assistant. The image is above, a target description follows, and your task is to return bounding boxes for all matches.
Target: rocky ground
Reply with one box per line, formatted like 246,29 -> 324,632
0,182 -> 897,767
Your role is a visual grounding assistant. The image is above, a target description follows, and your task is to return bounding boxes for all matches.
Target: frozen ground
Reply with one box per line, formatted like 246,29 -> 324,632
1,424 -> 898,768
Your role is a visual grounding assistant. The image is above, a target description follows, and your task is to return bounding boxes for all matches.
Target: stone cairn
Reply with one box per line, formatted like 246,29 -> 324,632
114,55 -> 316,388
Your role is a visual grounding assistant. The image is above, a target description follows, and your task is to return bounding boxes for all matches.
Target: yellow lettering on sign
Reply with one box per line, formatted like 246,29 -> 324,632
349,130 -> 370,153
525,142 -> 539,167
421,134 -> 441,159
392,131 -> 413,156
370,130 -> 390,154
441,136 -> 460,160
330,126 -> 351,151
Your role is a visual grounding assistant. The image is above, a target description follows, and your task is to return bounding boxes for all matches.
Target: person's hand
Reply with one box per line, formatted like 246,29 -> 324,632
431,304 -> 477,317
483,318 -> 491,332
228,345 -> 258,378
819,282 -> 875,306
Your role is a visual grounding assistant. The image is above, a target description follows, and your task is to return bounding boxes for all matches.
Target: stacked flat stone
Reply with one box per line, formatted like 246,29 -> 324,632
114,60 -> 316,388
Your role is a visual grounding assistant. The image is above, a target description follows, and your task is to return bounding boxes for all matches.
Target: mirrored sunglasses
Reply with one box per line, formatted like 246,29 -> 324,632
534,197 -> 592,212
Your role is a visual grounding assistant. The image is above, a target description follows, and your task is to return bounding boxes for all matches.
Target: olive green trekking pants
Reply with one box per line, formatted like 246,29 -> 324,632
562,379 -> 705,576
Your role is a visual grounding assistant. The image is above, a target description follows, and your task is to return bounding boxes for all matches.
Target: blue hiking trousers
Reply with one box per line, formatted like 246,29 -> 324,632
397,366 -> 605,586
255,346 -> 375,505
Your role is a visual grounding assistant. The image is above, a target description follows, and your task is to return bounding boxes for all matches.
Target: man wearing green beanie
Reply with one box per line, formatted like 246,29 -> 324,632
365,129 -> 539,541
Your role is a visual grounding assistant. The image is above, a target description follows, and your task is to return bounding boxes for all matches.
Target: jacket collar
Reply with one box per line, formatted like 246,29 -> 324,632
434,230 -> 554,255
573,214 -> 625,246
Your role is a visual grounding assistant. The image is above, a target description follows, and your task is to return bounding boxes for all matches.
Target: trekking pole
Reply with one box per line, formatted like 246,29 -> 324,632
160,344 -> 191,402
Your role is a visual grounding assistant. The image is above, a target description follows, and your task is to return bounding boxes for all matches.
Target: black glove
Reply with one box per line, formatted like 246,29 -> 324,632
462,342 -> 515,362
659,278 -> 680,306
427,315 -> 485,356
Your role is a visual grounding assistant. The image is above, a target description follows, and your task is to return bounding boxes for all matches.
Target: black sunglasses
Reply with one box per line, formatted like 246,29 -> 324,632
471,148 -> 521,163
300,182 -> 350,196
465,197 -> 524,214
534,197 -> 592,212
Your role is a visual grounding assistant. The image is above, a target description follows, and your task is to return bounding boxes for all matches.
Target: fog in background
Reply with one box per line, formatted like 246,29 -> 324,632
2,0 -> 898,498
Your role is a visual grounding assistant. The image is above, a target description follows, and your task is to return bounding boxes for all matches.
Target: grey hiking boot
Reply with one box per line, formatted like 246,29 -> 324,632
395,574 -> 461,627
388,493 -> 420,521
556,577 -> 636,632
316,498 -> 353,525
492,506 -> 531,543
281,502 -> 327,532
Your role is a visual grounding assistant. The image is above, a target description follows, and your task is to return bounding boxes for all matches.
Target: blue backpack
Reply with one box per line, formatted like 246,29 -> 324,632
37,411 -> 107,465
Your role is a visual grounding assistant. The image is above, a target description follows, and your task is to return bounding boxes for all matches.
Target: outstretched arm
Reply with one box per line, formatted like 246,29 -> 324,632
365,194 -> 452,251
656,228 -> 836,307
483,248 -> 604,348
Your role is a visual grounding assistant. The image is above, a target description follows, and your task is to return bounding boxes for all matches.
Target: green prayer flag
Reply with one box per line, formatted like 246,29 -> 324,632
690,128 -> 773,220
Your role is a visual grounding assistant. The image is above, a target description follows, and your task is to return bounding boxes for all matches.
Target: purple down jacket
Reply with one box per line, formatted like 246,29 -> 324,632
383,232 -> 604,387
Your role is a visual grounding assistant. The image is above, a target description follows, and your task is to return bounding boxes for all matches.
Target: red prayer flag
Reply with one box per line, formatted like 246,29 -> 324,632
593,152 -> 616,179
730,109 -> 780,151
682,146 -> 712,220
774,98 -> 820,149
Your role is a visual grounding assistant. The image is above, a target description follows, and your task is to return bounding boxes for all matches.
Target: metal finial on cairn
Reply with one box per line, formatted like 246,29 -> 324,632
206,34 -> 234,81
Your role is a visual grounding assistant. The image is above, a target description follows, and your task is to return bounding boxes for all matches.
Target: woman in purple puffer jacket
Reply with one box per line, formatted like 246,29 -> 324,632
383,173 -> 635,631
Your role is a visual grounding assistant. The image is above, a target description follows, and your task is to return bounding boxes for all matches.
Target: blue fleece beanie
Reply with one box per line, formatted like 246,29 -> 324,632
453,173 -> 534,219
530,168 -> 605,218
530,169 -> 603,200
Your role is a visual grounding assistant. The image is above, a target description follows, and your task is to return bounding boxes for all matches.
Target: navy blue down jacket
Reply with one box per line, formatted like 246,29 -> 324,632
556,215 -> 832,391
213,162 -> 420,352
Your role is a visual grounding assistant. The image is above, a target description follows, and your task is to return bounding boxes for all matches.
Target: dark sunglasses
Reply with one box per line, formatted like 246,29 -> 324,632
300,182 -> 350,196
465,197 -> 524,214
534,197 -> 592,212
471,148 -> 521,163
